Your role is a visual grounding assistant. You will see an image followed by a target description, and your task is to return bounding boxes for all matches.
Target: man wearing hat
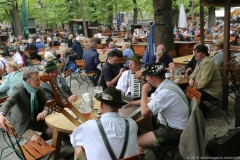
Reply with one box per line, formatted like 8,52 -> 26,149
101,50 -> 125,90
128,63 -> 189,148
40,60 -> 77,103
212,39 -> 224,67
9,46 -> 23,68
71,86 -> 138,160
189,44 -> 222,112
116,54 -> 143,95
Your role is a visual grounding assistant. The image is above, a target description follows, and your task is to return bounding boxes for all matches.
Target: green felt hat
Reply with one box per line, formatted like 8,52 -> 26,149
129,54 -> 144,64
94,86 -> 127,107
8,46 -> 16,51
44,60 -> 59,73
142,63 -> 167,76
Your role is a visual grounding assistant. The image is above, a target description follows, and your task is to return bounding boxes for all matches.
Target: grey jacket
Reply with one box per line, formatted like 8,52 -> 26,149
212,50 -> 223,67
40,75 -> 72,100
0,84 -> 49,135
179,98 -> 206,159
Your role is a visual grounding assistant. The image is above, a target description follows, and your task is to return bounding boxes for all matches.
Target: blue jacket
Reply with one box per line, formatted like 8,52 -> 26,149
82,48 -> 100,72
72,41 -> 83,59
0,71 -> 23,96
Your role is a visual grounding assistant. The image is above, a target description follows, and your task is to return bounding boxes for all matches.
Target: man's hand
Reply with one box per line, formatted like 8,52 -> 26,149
135,70 -> 144,79
189,78 -> 195,87
118,68 -> 125,77
186,67 -> 192,73
0,113 -> 9,130
68,94 -> 78,103
142,83 -> 152,93
37,110 -> 48,121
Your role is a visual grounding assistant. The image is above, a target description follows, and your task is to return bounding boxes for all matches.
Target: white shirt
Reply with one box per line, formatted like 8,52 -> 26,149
71,112 -> 138,160
0,57 -> 7,70
12,52 -> 23,65
148,79 -> 189,130
116,70 -> 131,95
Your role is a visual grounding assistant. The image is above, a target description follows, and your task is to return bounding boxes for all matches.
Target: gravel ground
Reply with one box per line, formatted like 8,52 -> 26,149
0,71 -> 236,160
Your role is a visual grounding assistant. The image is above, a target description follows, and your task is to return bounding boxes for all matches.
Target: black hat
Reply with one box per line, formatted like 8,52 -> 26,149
129,54 -> 144,64
142,63 -> 166,76
94,86 -> 127,107
44,60 -> 59,73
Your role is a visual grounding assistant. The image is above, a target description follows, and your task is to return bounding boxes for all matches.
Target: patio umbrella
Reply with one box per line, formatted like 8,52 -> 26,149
22,0 -> 29,39
117,11 -> 121,31
178,4 -> 187,28
143,24 -> 155,67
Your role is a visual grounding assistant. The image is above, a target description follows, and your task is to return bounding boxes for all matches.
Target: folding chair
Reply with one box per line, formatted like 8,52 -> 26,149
2,121 -> 55,160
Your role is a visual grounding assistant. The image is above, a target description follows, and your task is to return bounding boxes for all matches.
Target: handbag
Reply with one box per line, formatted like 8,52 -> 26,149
96,119 -> 129,160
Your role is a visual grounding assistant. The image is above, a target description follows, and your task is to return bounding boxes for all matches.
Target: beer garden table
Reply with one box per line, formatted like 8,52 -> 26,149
45,98 -> 100,160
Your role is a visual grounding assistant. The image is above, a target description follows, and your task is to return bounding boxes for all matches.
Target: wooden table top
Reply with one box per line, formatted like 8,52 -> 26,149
131,42 -> 148,46
45,98 -> 101,134
174,41 -> 197,44
173,55 -> 193,65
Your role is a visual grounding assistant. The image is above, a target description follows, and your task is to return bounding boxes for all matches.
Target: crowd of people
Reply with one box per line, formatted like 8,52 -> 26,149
0,18 -> 237,159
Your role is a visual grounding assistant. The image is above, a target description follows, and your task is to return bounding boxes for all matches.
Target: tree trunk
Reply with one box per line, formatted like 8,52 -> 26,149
153,0 -> 174,52
133,0 -> 138,24
80,0 -> 88,37
107,5 -> 113,29
208,7 -> 215,28
10,3 -> 22,37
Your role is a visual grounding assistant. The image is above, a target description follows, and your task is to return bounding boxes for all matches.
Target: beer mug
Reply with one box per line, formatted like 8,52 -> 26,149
156,50 -> 163,59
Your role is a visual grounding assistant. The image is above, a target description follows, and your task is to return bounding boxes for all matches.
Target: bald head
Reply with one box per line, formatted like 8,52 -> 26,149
109,42 -> 115,49
156,44 -> 166,53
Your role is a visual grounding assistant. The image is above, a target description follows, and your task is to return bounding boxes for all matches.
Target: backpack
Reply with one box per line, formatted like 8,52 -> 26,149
67,61 -> 78,73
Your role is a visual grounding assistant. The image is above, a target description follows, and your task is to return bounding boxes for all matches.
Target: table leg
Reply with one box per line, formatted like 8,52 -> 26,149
50,129 -> 63,160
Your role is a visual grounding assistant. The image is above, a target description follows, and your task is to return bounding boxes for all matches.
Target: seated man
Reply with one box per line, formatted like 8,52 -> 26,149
82,42 -> 101,85
101,50 -> 125,90
71,86 -> 138,160
40,60 -> 77,103
0,68 -> 52,141
185,43 -> 201,73
116,54 -> 143,95
211,39 -> 224,67
189,44 -> 222,112
128,63 -> 189,148
150,44 -> 175,71
8,46 -> 23,68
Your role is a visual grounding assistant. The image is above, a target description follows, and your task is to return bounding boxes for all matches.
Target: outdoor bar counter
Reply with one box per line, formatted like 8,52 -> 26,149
174,41 -> 196,57
132,42 -> 148,56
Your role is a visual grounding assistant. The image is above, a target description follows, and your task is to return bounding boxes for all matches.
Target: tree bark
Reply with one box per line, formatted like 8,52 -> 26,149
10,3 -> 22,37
80,0 -> 88,37
107,5 -> 113,29
208,7 -> 215,28
133,0 -> 138,24
153,0 -> 174,52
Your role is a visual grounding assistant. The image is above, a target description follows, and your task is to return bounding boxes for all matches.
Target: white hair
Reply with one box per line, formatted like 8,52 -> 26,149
94,34 -> 98,38
36,38 -> 41,43
44,51 -> 56,61
28,38 -> 33,44
47,37 -> 52,42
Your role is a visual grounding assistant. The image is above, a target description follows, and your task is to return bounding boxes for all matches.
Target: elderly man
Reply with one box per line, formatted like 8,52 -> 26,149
40,60 -> 77,103
116,54 -> 143,95
8,46 -> 23,68
0,68 -> 52,141
128,63 -> 189,148
189,44 -> 222,112
82,42 -> 101,86
150,44 -> 175,71
212,39 -> 224,67
101,50 -> 125,90
71,86 -> 138,160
